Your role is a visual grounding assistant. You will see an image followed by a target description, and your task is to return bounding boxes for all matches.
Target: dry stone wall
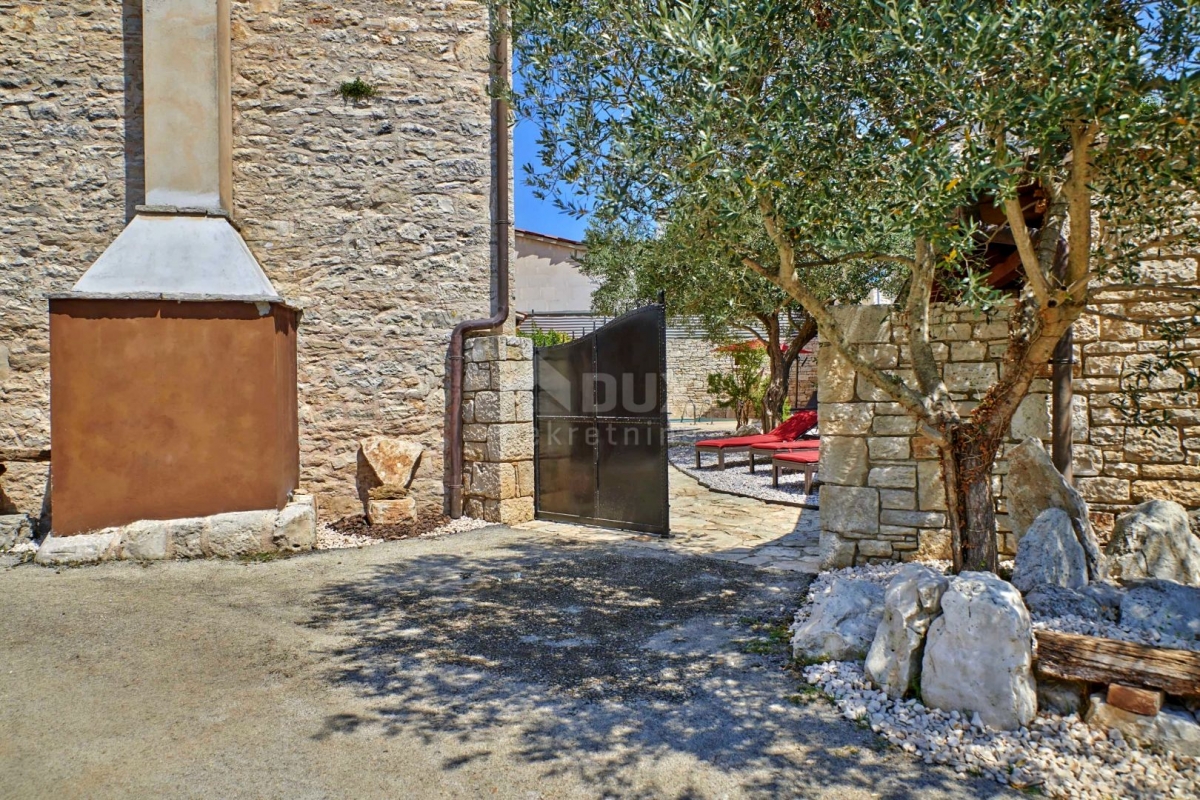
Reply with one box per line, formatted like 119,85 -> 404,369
819,293 -> 1200,567
0,1 -> 495,521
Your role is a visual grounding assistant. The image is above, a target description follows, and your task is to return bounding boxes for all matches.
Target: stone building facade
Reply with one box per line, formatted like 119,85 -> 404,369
1,0 -> 497,521
819,285 -> 1200,567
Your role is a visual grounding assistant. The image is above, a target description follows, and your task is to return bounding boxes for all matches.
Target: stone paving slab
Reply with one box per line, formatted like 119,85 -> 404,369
516,468 -> 822,573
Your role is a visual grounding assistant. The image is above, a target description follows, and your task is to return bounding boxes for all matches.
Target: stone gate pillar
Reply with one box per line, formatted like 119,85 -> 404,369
461,335 -> 535,523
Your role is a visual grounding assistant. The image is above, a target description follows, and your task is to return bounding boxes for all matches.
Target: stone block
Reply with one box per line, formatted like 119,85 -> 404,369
170,518 -> 207,559
872,415 -> 916,436
859,343 -> 898,368
472,391 -> 515,424
838,305 -> 892,343
120,520 -> 172,561
1077,477 -> 1131,504
912,436 -> 940,460
857,540 -> 894,558
819,529 -> 857,569
367,497 -> 417,525
817,345 -> 856,403
1124,428 -> 1184,464
206,510 -> 275,556
869,465 -> 916,489
470,462 -> 517,500
973,320 -> 1010,340
515,460 -> 535,498
1131,480 -> 1200,507
273,501 -> 317,552
465,335 -> 505,362
495,496 -> 534,525
485,423 -> 534,462
950,341 -> 987,360
917,461 -> 948,511
868,437 -> 910,461
493,360 -> 534,392
464,362 -> 493,392
944,362 -> 997,394
35,531 -> 121,566
879,489 -> 916,511
818,403 -> 873,436
820,436 -> 868,486
881,509 -> 946,528
462,423 -> 489,442
513,391 -> 534,422
820,485 -> 879,536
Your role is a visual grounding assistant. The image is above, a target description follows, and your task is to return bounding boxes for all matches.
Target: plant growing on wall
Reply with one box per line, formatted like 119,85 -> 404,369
707,343 -> 769,429
514,0 -> 1200,572
338,78 -> 377,103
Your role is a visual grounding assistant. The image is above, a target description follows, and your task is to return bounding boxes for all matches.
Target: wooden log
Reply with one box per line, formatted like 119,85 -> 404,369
0,448 -> 51,463
1035,630 -> 1200,697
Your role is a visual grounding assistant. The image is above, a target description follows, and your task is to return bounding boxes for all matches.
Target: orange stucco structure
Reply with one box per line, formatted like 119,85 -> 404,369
49,299 -> 299,535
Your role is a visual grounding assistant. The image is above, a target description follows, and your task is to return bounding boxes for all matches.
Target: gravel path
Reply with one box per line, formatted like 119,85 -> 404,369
669,434 -> 821,507
0,527 -> 1011,799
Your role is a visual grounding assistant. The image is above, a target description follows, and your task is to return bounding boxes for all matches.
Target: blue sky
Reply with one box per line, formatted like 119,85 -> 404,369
511,64 -> 591,243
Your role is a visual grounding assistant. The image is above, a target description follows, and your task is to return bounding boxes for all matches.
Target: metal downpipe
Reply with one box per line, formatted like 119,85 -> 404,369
445,2 -> 511,518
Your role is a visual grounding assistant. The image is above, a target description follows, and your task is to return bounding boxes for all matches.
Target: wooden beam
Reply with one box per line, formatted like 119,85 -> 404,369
0,448 -> 51,463
1036,631 -> 1200,697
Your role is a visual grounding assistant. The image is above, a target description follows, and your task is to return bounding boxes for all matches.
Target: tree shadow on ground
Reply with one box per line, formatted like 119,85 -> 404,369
305,538 -> 1013,799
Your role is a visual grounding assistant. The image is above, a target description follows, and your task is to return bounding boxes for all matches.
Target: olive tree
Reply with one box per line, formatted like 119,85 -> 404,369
579,211 -> 894,427
514,0 -> 1200,571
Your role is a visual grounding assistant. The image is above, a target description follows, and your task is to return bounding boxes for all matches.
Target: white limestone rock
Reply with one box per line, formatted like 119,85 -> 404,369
273,499 -> 317,552
205,510 -> 274,557
1119,579 -> 1200,643
35,531 -> 121,566
1006,438 -> 1105,580
1011,508 -> 1088,594
792,577 -> 884,661
1106,499 -> 1200,585
0,514 -> 35,550
1087,693 -> 1200,758
865,563 -> 949,698
920,571 -> 1037,730
119,520 -> 172,561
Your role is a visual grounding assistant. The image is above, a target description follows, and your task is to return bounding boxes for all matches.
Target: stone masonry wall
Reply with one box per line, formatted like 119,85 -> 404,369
461,335 -> 535,524
665,337 -> 729,420
0,1 -> 494,521
819,292 -> 1200,568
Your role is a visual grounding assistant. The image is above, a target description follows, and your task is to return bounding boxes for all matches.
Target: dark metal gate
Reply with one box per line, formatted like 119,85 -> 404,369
533,303 -> 669,535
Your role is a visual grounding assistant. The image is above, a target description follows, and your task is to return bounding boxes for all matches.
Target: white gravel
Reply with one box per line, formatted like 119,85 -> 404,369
804,660 -> 1200,799
315,517 -> 493,551
668,444 -> 820,506
1030,612 -> 1200,654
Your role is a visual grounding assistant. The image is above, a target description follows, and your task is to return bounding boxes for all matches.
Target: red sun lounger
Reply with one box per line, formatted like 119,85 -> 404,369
694,410 -> 817,469
772,450 -> 820,493
748,438 -> 820,473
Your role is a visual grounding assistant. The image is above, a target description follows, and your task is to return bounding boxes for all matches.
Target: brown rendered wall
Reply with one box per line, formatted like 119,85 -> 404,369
49,299 -> 298,535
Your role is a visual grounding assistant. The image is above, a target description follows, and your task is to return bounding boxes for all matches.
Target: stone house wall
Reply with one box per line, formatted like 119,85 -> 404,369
0,0 -> 495,521
818,294 -> 1200,567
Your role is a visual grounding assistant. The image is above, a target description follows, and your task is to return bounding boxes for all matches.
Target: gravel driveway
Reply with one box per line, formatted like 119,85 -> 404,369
0,527 -> 1013,799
